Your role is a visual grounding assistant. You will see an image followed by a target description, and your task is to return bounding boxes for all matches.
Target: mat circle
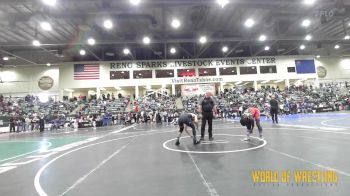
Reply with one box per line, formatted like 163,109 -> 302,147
163,134 -> 267,154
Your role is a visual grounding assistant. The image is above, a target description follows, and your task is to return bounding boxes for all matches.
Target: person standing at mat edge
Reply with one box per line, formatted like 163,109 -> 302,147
9,115 -> 16,133
175,113 -> 201,145
199,92 -> 216,141
270,96 -> 279,124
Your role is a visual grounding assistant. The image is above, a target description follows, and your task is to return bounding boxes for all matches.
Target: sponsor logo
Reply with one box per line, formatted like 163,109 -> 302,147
38,76 -> 54,90
251,170 -> 338,186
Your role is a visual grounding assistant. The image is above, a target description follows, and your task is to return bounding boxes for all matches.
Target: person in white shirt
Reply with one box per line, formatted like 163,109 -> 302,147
25,116 -> 31,131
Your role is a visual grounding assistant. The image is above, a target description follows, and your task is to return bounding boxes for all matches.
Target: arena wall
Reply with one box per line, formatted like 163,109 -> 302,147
58,55 -> 318,89
315,57 -> 350,82
0,66 -> 59,96
3,55 -> 350,98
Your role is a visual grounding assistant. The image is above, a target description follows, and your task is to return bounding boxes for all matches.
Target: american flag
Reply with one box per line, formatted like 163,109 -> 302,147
74,64 -> 100,80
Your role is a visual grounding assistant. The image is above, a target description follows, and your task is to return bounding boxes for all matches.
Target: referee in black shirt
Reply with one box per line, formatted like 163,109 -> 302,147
199,92 -> 216,141
269,96 -> 279,124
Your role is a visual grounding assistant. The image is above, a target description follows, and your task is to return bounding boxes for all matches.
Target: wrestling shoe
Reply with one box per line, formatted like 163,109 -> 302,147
193,140 -> 201,145
209,137 -> 214,141
259,135 -> 264,141
241,137 -> 251,142
175,139 -> 180,146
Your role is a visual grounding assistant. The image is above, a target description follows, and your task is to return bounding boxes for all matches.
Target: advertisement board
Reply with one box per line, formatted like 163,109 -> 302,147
181,84 -> 215,97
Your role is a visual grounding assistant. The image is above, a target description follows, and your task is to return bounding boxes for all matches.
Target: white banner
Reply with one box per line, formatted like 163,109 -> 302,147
181,84 -> 215,97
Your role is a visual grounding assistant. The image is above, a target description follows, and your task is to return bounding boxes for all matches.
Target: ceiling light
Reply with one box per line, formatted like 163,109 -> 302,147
303,0 -> 316,5
264,46 -> 270,51
344,35 -> 350,40
222,46 -> 228,53
316,55 -> 321,58
130,0 -> 140,6
80,49 -> 86,56
259,35 -> 267,42
305,34 -> 312,41
32,40 -> 41,47
217,0 -> 229,8
244,18 -> 255,28
42,0 -> 56,6
46,63 -> 51,67
87,38 -> 96,45
171,19 -> 181,29
334,44 -> 340,49
40,22 -> 52,31
143,36 -> 151,45
301,19 -> 311,27
199,36 -> 207,44
3,56 -> 9,61
170,47 -> 176,54
103,20 -> 113,29
300,45 -> 306,50
123,48 -> 130,55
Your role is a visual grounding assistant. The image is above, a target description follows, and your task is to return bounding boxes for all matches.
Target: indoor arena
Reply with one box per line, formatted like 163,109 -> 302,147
0,0 -> 350,196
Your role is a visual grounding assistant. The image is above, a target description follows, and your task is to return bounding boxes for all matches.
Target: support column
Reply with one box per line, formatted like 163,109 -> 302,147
314,78 -> 320,88
59,90 -> 64,101
96,87 -> 101,100
285,79 -> 290,88
254,81 -> 258,91
135,85 -> 139,98
172,84 -> 176,96
220,82 -> 224,92
68,92 -> 73,99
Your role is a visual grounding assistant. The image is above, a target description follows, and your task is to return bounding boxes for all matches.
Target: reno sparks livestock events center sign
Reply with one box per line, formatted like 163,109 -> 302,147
109,57 -> 277,70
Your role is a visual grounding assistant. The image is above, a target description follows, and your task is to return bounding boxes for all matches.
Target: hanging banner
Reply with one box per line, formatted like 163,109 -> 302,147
181,84 -> 215,97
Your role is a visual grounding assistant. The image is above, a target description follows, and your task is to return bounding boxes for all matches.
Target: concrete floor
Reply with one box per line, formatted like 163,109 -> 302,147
0,112 -> 350,196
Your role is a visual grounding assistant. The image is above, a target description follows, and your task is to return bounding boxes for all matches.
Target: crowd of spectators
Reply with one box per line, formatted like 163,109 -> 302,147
1,82 -> 350,132
0,93 -> 130,132
180,84 -> 349,119
215,84 -> 350,117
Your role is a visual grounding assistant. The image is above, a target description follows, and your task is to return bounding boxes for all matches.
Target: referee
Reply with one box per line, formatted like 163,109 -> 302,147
199,92 -> 216,141
269,95 -> 279,124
